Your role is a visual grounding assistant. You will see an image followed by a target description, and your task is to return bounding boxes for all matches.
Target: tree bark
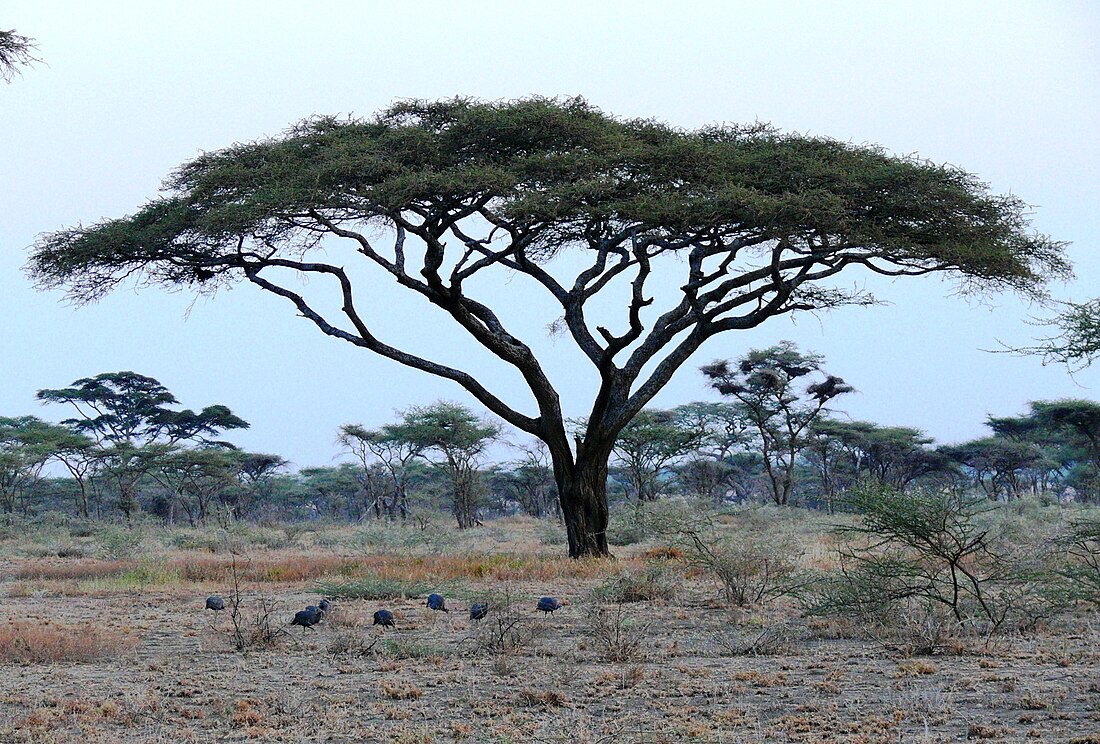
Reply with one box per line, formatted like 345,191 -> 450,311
555,453 -> 612,558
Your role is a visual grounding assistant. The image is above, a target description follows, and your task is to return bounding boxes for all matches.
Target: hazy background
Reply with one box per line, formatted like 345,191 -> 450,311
2,1 -> 1097,468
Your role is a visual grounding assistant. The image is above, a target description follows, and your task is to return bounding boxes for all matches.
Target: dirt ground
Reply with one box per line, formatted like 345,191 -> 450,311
3,573 -> 1100,744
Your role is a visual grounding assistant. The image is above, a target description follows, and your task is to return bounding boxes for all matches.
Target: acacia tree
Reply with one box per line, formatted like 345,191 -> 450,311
809,419 -> 948,492
337,423 -> 425,519
0,416 -> 83,516
703,343 -> 853,505
490,442 -> 558,518
36,372 -> 249,520
671,401 -> 753,503
610,408 -> 706,502
387,402 -> 501,529
27,98 -> 1068,556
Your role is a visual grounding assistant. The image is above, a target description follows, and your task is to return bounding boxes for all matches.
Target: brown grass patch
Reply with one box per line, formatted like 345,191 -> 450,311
0,620 -> 136,664
10,552 -> 623,587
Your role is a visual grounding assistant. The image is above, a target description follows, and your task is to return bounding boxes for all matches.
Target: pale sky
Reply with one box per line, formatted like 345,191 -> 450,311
2,1 -> 1098,469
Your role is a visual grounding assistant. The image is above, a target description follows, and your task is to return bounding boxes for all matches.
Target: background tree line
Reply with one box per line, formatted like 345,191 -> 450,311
5,349 -> 1100,529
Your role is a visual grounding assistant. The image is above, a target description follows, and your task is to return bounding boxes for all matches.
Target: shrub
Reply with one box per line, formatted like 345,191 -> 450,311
96,526 -> 145,560
814,483 -> 1065,644
713,622 -> 797,656
593,562 -> 680,603
679,526 -> 805,606
584,598 -> 651,662
468,588 -> 543,655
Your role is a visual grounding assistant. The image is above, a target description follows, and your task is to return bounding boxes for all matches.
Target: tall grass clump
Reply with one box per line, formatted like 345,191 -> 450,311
0,621 -> 135,664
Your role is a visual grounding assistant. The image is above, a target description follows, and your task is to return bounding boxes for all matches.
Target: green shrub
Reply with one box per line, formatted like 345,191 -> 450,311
814,483 -> 1066,643
679,525 -> 806,606
96,526 -> 145,560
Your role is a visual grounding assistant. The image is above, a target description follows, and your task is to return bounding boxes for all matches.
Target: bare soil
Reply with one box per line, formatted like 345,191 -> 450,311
3,571 -> 1100,743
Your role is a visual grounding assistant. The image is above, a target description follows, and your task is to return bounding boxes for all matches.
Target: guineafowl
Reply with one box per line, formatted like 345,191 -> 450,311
426,593 -> 449,612
373,609 -> 395,628
291,608 -> 321,628
469,602 -> 489,621
536,596 -> 562,614
205,595 -> 225,612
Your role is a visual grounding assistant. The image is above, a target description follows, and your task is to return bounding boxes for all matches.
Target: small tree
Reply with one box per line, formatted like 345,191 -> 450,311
943,437 -> 1046,501
610,408 -> 706,502
387,402 -> 502,529
337,423 -> 425,519
0,416 -> 81,517
702,343 -> 853,505
822,483 -> 1058,643
491,442 -> 559,518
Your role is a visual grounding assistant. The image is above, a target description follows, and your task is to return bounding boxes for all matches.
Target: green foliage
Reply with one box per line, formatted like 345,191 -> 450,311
610,409 -> 706,502
678,522 -> 806,607
96,525 -> 145,560
1023,299 -> 1100,369
818,483 -> 1064,642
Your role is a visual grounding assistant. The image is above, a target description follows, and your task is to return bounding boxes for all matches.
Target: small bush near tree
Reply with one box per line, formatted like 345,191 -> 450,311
813,483 -> 1065,650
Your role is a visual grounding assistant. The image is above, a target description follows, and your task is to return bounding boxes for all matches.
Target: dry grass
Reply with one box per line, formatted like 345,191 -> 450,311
9,552 -> 623,588
0,620 -> 136,664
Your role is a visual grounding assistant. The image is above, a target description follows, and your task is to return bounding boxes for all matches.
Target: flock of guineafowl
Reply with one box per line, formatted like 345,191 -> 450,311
204,592 -> 562,631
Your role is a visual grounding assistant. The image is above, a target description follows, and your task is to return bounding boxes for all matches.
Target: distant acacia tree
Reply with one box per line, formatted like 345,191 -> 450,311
231,453 -> 288,519
28,98 -> 1069,555
610,408 -> 706,502
942,437 -> 1044,501
703,343 -> 853,505
386,402 -> 501,529
0,416 -> 84,517
490,442 -> 558,518
809,420 -> 948,494
671,401 -> 753,503
0,29 -> 39,82
337,423 -> 426,520
36,372 -> 248,520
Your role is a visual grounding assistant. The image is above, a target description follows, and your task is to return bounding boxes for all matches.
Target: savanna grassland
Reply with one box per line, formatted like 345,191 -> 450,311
3,505 -> 1100,743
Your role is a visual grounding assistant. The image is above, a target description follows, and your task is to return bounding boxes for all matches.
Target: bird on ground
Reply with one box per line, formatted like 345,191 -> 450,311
536,597 -> 562,614
318,598 -> 331,614
373,609 -> 395,628
469,602 -> 489,621
426,593 -> 449,612
291,607 -> 321,628
205,595 -> 225,612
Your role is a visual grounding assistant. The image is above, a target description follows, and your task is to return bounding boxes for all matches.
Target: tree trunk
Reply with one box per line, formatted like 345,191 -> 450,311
555,454 -> 612,558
